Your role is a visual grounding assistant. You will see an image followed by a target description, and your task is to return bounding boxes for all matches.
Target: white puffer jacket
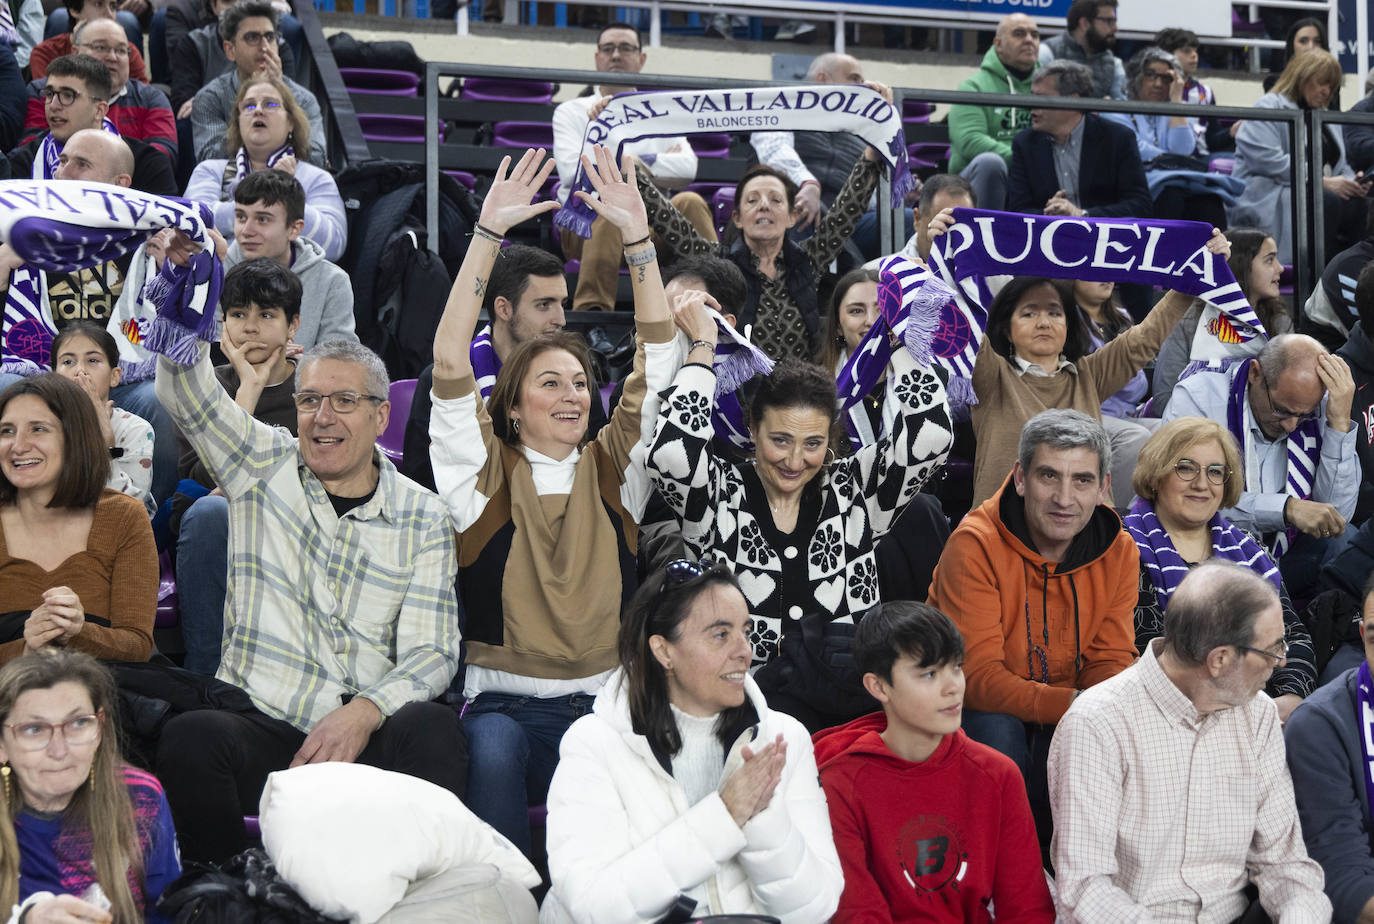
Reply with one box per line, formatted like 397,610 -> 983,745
539,671 -> 843,924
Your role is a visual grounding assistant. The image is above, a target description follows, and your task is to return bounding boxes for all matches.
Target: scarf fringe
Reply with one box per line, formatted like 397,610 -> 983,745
889,160 -> 915,211
118,355 -> 158,383
947,374 -> 977,409
554,206 -> 594,239
0,359 -> 44,376
714,347 -> 774,398
143,316 -> 205,367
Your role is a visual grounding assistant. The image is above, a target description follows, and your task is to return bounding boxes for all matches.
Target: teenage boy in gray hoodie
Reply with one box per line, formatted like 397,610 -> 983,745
225,168 -> 355,352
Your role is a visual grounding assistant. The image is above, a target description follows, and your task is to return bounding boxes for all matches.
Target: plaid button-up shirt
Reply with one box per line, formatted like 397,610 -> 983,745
1048,638 -> 1330,923
156,350 -> 459,731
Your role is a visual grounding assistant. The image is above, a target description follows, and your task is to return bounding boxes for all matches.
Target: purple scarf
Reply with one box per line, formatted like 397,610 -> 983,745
226,142 -> 295,197
556,85 -> 912,238
1124,498 -> 1282,611
470,324 -> 500,398
1356,662 -> 1374,828
1225,357 -> 1321,557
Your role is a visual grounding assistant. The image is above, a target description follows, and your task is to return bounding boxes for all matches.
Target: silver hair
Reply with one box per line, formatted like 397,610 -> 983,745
806,52 -> 851,81
1127,46 -> 1184,100
1033,59 -> 1096,99
1163,561 -> 1278,665
1017,409 -> 1111,480
295,338 -> 391,399
1255,333 -> 1325,388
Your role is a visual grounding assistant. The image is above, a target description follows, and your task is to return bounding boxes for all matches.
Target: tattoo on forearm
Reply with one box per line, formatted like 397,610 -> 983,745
474,276 -> 487,299
636,265 -> 646,284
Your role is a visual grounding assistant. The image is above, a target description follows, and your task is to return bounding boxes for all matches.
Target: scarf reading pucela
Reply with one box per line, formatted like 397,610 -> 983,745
0,180 -> 219,376
556,84 -> 912,237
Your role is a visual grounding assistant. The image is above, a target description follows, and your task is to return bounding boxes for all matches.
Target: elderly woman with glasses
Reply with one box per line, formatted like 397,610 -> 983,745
541,559 -> 842,924
1125,417 -> 1316,722
0,650 -> 180,923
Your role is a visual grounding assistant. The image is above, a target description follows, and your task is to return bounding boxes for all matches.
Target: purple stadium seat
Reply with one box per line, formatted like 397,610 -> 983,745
460,77 -> 556,104
339,67 -> 420,97
1279,263 -> 1294,297
378,378 -> 418,464
1209,156 -> 1235,175
711,187 -> 735,237
686,181 -> 731,202
688,133 -> 730,158
155,550 -> 178,628
902,99 -> 934,123
358,113 -> 445,144
443,170 -> 477,191
491,121 -> 554,151
907,141 -> 950,172
600,381 -> 615,416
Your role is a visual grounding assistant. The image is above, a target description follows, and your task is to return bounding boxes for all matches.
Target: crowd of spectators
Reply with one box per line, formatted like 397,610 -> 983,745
3,0 -> 1374,920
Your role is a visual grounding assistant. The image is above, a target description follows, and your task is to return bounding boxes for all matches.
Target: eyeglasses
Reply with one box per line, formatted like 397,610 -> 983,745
1236,640 -> 1289,664
1173,458 -> 1230,486
240,100 -> 284,113
4,713 -> 101,751
1260,377 -> 1321,423
238,29 -> 277,45
75,42 -> 129,56
293,391 -> 385,414
1142,70 -> 1175,83
597,42 -> 640,55
42,86 -> 89,106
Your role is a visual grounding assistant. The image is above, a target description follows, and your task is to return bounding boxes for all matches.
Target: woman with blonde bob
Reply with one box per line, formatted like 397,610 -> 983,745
183,74 -> 346,261
1231,49 -> 1366,264
0,651 -> 179,923
1125,417 -> 1316,721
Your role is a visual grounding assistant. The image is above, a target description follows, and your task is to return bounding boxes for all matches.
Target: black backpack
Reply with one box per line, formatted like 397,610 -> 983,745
156,849 -> 341,923
334,161 -> 480,378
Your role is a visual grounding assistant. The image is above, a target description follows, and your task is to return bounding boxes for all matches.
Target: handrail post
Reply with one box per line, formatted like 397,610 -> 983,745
1292,107 -> 1311,314
426,61 -> 441,256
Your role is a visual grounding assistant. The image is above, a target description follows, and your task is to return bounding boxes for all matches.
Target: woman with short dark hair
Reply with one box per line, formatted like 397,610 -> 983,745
542,560 -> 842,924
0,374 -> 156,666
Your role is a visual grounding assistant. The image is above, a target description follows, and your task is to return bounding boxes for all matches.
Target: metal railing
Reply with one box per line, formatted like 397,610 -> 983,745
420,62 -> 1315,302
293,0 -> 371,169
1307,107 -> 1374,286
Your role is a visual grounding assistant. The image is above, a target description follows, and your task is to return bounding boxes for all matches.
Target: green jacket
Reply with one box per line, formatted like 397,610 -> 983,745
948,46 -> 1037,173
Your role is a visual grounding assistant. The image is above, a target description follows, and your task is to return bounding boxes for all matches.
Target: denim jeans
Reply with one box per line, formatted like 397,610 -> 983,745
960,151 -> 1009,212
111,378 -> 178,507
462,691 -> 595,858
851,206 -> 915,261
176,494 -> 229,675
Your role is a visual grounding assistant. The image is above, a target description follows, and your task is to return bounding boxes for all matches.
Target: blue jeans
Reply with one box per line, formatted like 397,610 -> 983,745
110,378 -> 177,508
462,691 -> 595,858
176,494 -> 228,675
960,151 -> 1009,212
851,206 -> 915,261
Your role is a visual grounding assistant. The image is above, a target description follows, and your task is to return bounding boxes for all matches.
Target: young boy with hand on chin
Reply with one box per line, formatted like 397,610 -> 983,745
812,602 -> 1055,923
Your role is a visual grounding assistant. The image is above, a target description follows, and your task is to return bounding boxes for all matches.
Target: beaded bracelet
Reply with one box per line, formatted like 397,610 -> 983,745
622,233 -> 652,249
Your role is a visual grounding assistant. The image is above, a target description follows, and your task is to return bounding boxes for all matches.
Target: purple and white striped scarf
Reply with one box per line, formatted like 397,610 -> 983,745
556,84 -> 912,238
0,180 -> 218,375
836,254 -> 945,448
35,118 -> 121,181
923,209 -> 1263,405
227,142 -> 294,194
0,0 -> 16,46
1226,357 -> 1320,557
1124,498 -> 1281,610
470,324 -> 500,398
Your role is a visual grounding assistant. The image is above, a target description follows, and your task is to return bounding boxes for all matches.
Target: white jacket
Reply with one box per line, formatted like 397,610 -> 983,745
539,671 -> 842,924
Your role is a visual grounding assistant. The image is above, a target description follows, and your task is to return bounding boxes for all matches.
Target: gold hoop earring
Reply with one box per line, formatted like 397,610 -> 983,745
825,447 -> 836,465
89,764 -> 95,792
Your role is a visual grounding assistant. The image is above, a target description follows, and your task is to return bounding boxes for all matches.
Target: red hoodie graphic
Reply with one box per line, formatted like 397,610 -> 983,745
813,712 -> 1054,923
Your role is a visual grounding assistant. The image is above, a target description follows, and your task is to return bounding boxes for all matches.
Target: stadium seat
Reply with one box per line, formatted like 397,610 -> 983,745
444,170 -> 478,191
491,121 -> 554,152
358,113 -> 446,143
339,67 -> 420,97
688,133 -> 730,158
907,141 -> 950,173
460,77 -> 557,104
155,550 -> 179,628
902,99 -> 934,124
378,378 -> 418,463
1209,156 -> 1235,175
711,187 -> 735,237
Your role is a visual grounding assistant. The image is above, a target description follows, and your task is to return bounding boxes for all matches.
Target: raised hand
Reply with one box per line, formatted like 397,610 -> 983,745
1318,352 -> 1355,432
670,289 -> 721,344
574,144 -> 651,240
478,148 -> 560,237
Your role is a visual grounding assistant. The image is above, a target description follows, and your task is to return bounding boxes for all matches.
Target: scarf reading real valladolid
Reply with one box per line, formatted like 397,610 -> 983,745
0,180 -> 221,376
556,84 -> 914,237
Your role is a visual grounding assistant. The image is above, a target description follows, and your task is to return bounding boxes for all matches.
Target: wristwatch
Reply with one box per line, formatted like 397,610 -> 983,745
108,447 -> 124,459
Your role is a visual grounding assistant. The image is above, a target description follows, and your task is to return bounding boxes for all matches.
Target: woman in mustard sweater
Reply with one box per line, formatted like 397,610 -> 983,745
0,374 -> 157,665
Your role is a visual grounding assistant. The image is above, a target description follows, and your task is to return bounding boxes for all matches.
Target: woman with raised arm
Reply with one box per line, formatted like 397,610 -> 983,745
428,146 -> 679,858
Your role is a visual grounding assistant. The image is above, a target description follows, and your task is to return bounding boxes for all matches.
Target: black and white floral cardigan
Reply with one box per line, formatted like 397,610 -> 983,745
647,350 -> 954,667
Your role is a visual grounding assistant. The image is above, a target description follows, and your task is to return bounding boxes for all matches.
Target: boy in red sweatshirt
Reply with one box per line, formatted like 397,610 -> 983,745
813,601 -> 1054,923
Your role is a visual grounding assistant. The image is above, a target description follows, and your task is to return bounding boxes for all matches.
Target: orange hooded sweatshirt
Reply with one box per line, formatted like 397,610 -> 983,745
929,472 -> 1139,724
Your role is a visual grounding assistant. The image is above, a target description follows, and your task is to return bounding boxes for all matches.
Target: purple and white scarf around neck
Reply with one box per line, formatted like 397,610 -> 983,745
1356,662 -> 1374,828
0,180 -> 217,376
1124,499 -> 1281,611
923,208 -> 1265,404
1225,356 -> 1321,557
227,142 -> 294,195
0,1 -> 17,47
35,118 -> 121,181
555,84 -> 912,238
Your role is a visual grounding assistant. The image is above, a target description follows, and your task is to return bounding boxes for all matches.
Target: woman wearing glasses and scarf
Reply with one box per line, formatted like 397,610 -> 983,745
0,651 -> 180,924
541,559 -> 842,924
183,75 -> 345,261
1125,417 -> 1316,723
429,147 -> 680,861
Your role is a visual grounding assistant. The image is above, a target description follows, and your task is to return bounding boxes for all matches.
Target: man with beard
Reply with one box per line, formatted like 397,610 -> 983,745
1049,561 -> 1329,921
1039,0 -> 1125,100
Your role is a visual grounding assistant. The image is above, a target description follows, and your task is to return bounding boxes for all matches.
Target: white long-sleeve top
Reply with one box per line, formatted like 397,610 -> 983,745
552,90 -> 698,204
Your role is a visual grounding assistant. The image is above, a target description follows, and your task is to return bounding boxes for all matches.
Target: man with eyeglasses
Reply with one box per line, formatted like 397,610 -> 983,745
948,13 -> 1041,211
1038,0 -> 1125,100
20,18 -> 176,166
149,233 -> 466,863
552,22 -> 713,312
1164,333 -> 1358,599
1051,560 -> 1330,922
1287,571 -> 1374,923
190,0 -> 324,166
